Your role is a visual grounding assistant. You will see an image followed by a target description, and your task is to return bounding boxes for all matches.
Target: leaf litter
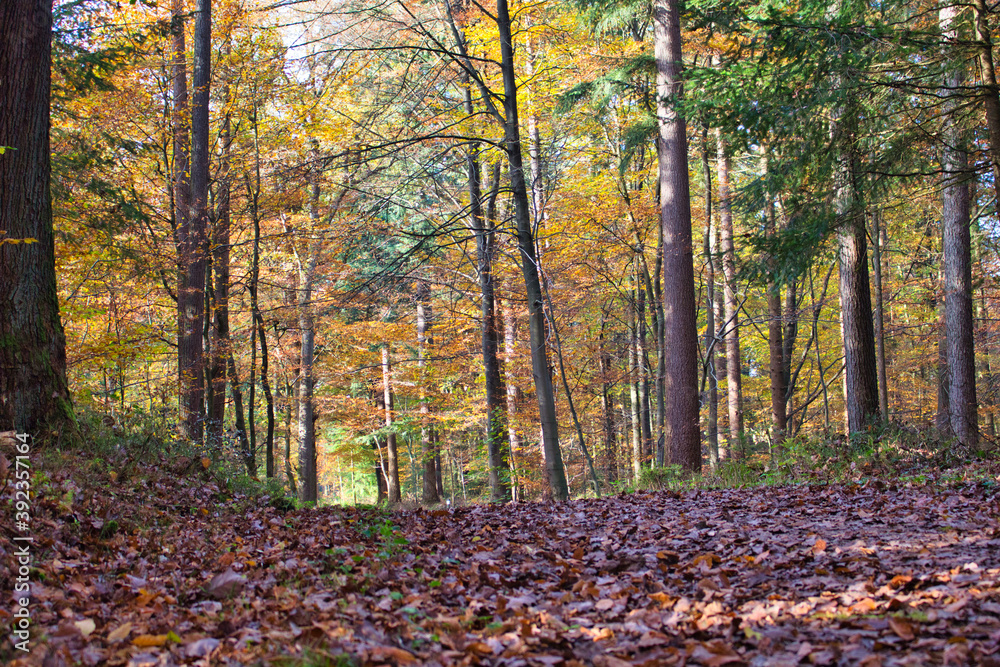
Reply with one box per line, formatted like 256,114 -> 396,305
3,463 -> 1000,666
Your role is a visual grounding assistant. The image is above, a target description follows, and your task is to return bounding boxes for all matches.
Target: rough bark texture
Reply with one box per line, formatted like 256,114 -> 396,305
833,86 -> 880,434
417,281 -> 440,505
497,0 -> 568,500
177,0 -> 211,442
716,131 -> 744,453
0,0 -> 71,435
941,3 -> 979,446
654,0 -> 701,472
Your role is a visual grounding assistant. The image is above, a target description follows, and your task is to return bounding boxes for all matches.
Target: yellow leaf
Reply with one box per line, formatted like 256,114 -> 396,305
201,457 -> 211,469
132,634 -> 168,647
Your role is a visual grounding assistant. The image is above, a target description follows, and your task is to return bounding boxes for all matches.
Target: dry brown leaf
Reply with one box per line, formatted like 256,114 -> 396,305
132,634 -> 168,647
107,622 -> 132,643
888,616 -> 915,641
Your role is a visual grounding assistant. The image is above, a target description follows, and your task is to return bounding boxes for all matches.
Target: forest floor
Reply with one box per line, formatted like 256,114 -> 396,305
3,447 -> 1000,666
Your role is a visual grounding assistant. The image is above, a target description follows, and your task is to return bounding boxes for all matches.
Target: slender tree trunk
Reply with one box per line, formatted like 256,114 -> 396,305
599,311 -> 617,483
941,3 -> 979,446
637,282 -> 653,464
297,255 -> 318,502
208,66 -> 232,450
417,281 -> 440,504
179,0 -> 211,442
0,0 -> 71,435
466,133 -> 508,501
871,210 -> 889,418
497,0 -> 568,499
716,130 -> 744,453
655,0 -> 701,471
701,133 -> 719,468
502,296 -> 524,499
383,344 -> 402,503
629,289 -> 642,481
764,151 -> 787,445
284,382 -> 297,496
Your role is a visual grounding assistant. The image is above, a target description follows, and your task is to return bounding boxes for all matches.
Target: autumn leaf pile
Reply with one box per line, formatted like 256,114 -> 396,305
3,458 -> 1000,666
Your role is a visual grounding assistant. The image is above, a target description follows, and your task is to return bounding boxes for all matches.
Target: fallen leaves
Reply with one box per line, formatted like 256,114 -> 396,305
4,458 -> 1000,666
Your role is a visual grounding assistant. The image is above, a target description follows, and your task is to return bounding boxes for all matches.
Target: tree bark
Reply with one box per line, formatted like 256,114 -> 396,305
417,280 -> 440,504
208,63 -> 232,452
700,133 -> 719,468
382,344 -> 402,503
654,0 -> 701,472
764,151 -> 787,444
871,210 -> 889,418
502,296 -> 524,500
0,0 -> 71,435
716,130 -> 744,453
178,0 -> 211,442
832,76 -> 880,435
973,0 -> 1000,221
941,3 -> 979,446
497,0 -> 568,499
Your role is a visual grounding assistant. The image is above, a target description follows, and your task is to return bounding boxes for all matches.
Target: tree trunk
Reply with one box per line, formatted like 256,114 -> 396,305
941,3 -> 979,446
502,296 -> 524,499
629,289 -> 642,481
297,254 -> 318,503
872,211 -> 889,418
208,66 -> 232,451
497,0 -> 568,500
973,0 -> 1000,221
0,0 -> 71,435
383,344 -> 402,503
655,0 -> 701,471
700,133 -> 719,468
178,0 -> 211,442
833,81 -> 880,435
599,311 -> 617,483
716,130 -> 744,453
764,151 -> 787,444
417,281 -> 440,504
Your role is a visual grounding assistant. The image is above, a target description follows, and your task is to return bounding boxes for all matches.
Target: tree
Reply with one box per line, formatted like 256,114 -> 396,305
654,0 -> 701,472
940,2 -> 977,446
0,0 -> 72,435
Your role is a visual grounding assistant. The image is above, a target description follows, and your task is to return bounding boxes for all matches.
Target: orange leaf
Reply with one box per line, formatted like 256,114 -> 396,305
132,634 -> 168,647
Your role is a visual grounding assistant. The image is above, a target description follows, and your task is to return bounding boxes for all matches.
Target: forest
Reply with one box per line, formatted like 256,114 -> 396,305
2,0 -> 1000,664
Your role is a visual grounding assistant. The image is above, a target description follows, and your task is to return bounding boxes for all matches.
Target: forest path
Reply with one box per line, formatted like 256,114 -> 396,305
6,469 -> 1000,666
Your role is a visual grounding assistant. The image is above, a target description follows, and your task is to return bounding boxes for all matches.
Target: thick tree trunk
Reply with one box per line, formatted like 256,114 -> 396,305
716,131 -> 744,453
941,3 -> 979,446
417,281 -> 441,504
833,92 -> 880,435
654,0 -> 701,471
382,344 -> 402,503
178,0 -> 211,442
0,0 -> 71,435
497,0 -> 568,499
